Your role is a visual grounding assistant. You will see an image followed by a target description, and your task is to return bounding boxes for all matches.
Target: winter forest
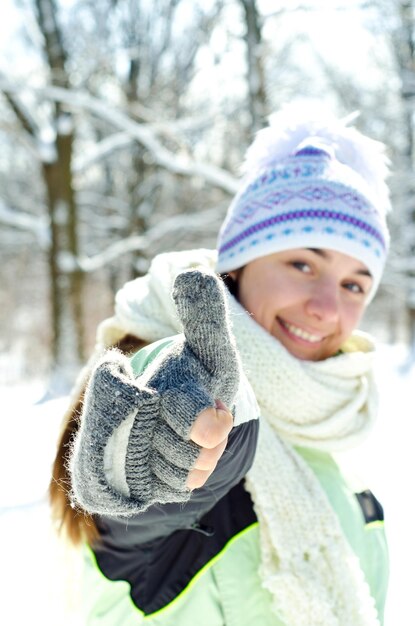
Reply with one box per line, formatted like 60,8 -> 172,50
1,0 -> 415,390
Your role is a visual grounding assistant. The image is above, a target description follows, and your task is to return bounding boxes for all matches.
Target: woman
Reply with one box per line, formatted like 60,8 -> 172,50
50,108 -> 390,625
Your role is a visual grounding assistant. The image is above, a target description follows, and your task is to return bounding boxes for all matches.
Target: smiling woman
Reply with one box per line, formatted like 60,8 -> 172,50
228,247 -> 373,361
50,106 -> 391,626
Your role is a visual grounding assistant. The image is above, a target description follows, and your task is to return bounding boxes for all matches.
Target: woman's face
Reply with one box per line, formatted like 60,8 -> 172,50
229,248 -> 373,362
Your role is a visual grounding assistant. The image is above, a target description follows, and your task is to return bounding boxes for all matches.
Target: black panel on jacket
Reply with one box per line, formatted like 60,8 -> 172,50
356,489 -> 384,523
94,479 -> 257,615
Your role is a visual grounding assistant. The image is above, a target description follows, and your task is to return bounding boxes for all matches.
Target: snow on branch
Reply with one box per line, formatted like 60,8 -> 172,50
390,256 -> 415,273
77,206 -> 223,272
73,132 -> 134,173
0,79 -> 239,195
129,102 -> 212,137
0,201 -> 49,247
0,83 -> 40,138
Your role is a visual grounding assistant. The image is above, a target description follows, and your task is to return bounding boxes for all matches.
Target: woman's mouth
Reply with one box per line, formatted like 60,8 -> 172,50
278,318 -> 325,344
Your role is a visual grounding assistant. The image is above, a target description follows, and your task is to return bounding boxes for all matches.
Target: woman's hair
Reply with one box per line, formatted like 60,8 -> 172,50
220,272 -> 240,299
49,334 -> 148,546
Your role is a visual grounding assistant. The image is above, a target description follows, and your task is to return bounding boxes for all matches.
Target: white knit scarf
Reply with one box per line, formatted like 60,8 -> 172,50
97,249 -> 381,626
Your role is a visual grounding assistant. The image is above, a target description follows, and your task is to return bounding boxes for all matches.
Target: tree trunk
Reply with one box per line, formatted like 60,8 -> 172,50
397,0 -> 415,357
43,119 -> 84,390
240,0 -> 268,132
35,0 -> 85,389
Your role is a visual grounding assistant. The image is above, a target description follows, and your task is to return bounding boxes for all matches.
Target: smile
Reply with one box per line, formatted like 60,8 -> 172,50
278,318 -> 324,344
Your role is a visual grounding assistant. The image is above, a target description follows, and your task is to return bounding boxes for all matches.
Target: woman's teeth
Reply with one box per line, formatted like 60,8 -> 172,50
282,320 -> 323,343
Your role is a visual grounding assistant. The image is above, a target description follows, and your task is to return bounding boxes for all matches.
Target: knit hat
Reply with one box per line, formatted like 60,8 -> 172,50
216,107 -> 391,301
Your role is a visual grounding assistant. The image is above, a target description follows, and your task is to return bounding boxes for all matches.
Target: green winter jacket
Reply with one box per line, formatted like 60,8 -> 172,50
81,339 -> 389,626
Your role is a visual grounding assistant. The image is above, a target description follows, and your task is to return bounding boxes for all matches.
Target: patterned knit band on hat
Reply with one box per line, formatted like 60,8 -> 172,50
216,108 -> 391,301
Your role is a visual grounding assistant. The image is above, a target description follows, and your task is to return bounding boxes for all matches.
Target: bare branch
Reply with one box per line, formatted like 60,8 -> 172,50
0,201 -> 49,247
0,84 -> 40,138
0,80 -> 239,194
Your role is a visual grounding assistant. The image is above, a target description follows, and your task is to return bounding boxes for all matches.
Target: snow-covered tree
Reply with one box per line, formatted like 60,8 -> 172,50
0,0 -> 235,388
1,0 -> 412,385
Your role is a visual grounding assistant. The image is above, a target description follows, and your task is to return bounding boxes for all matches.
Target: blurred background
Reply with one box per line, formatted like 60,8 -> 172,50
1,0 -> 415,391
0,1 -> 414,624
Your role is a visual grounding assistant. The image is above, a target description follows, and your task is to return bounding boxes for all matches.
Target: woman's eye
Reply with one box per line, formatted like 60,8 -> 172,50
343,282 -> 364,294
291,261 -> 311,273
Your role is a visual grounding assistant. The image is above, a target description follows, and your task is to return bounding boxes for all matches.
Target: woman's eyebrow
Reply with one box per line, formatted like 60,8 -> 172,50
356,268 -> 372,278
307,248 -> 326,258
306,248 -> 372,278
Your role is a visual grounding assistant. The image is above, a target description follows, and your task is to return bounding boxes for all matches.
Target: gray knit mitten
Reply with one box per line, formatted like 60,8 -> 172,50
69,269 -> 240,517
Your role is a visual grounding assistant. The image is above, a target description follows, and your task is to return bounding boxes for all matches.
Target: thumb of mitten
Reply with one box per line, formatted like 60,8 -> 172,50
172,269 -> 240,408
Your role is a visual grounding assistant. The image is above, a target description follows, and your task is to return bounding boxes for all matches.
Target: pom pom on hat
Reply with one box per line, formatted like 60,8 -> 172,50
216,104 -> 391,301
241,105 -> 391,214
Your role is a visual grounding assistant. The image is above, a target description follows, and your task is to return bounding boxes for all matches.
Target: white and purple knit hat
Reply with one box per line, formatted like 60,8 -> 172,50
216,107 -> 391,300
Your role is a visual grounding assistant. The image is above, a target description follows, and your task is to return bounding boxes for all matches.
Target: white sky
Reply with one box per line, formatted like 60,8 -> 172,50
0,0 -> 22,53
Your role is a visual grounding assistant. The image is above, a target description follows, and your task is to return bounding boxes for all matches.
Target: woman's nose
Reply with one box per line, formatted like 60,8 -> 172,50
305,282 -> 339,323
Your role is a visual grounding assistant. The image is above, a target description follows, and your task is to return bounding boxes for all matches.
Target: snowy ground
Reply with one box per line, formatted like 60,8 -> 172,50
1,344 -> 414,626
0,385 -> 85,626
